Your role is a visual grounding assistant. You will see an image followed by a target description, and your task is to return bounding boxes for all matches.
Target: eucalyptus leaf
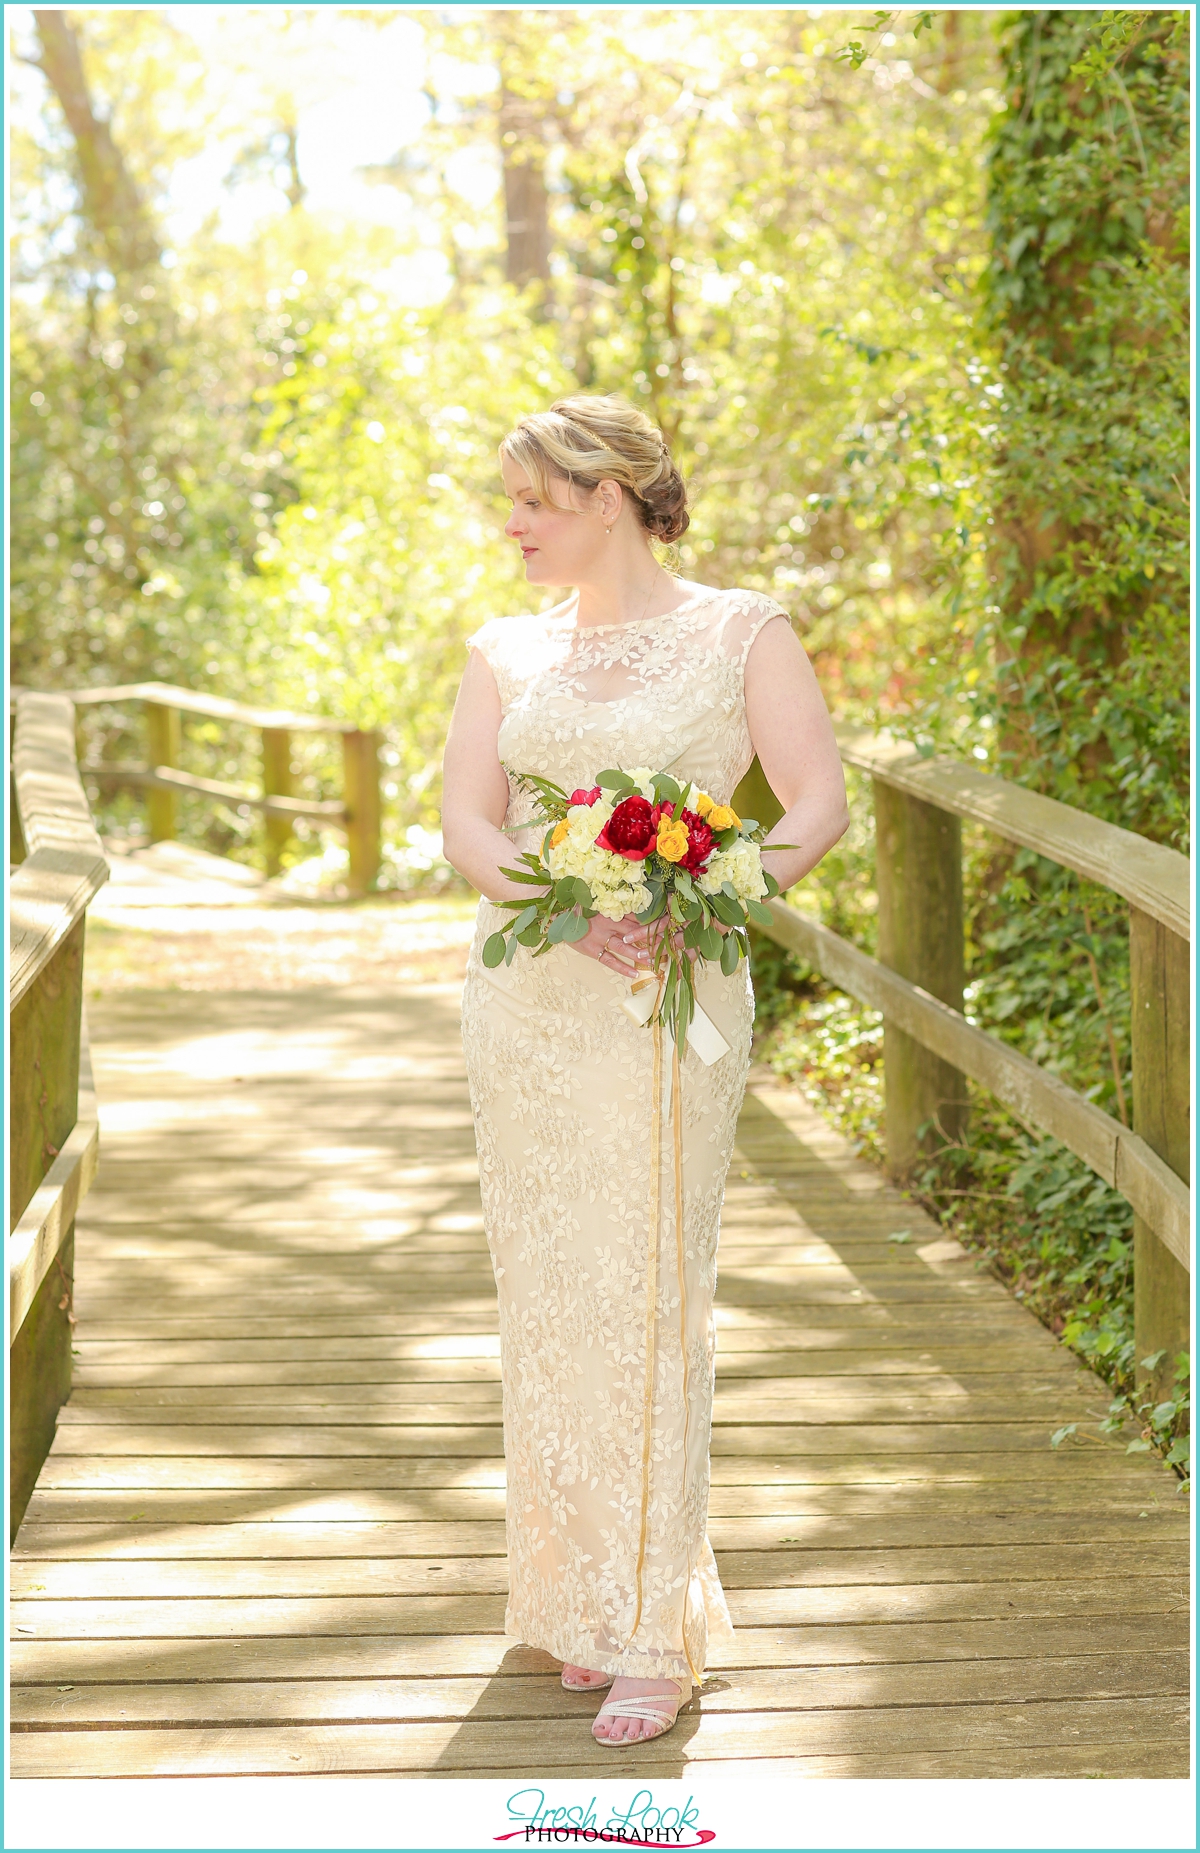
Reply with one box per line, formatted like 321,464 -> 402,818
482,933 -> 507,968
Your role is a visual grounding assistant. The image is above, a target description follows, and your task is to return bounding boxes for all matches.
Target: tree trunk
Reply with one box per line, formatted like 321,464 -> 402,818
499,86 -> 551,290
31,10 -> 160,277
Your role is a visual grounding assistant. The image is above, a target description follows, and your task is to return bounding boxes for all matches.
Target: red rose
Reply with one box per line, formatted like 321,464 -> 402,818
596,794 -> 659,861
569,786 -> 602,806
678,808 -> 715,875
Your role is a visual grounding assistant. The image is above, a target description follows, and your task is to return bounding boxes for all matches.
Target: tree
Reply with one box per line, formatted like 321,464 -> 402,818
981,9 -> 1189,837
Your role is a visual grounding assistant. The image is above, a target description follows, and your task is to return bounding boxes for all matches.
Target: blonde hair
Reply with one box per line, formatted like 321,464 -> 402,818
500,394 -> 689,543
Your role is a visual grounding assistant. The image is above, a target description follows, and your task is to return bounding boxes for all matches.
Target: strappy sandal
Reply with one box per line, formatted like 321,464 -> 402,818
591,1678 -> 691,1746
561,1666 -> 614,1692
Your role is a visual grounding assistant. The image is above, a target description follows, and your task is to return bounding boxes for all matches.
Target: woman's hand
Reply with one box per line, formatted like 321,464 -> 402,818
568,912 -> 657,977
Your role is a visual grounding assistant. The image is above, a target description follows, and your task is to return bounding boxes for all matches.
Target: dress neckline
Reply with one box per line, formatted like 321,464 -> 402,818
552,586 -> 725,637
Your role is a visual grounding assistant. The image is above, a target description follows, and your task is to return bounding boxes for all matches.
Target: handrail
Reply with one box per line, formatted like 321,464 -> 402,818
9,690 -> 108,1537
748,724 -> 1191,1389
761,899 -> 1189,1270
60,680 -> 382,892
64,680 -> 359,735
835,725 -> 1190,942
10,694 -> 109,1009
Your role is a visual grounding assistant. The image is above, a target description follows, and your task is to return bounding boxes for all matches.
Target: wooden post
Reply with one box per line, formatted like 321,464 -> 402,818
342,729 -> 382,897
144,700 -> 181,842
261,726 -> 293,878
874,781 -> 969,1178
1130,908 -> 1190,1402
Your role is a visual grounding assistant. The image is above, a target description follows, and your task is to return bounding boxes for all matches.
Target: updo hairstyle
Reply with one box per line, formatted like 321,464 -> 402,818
500,394 -> 690,544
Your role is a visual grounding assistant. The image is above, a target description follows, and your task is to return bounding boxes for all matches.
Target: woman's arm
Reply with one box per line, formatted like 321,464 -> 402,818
743,617 -> 850,892
441,649 -> 536,903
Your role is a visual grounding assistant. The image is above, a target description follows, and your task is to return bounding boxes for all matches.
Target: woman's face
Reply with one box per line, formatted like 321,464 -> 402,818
501,453 -> 608,586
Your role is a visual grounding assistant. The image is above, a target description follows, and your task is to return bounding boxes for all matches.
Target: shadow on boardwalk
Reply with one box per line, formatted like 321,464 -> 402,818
9,897 -> 1190,1777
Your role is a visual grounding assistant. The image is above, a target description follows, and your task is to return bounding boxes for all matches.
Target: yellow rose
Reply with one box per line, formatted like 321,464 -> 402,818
692,791 -> 715,818
656,819 -> 690,863
550,819 -> 570,848
707,805 -> 739,831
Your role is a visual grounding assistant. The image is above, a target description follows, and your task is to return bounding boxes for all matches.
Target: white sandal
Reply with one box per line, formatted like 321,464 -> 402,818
592,1678 -> 691,1745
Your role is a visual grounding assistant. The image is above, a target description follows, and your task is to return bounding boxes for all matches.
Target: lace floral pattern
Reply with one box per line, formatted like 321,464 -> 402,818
460,587 -> 786,1681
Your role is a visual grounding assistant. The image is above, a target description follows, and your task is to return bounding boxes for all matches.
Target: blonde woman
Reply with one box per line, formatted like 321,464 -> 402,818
442,396 -> 848,1747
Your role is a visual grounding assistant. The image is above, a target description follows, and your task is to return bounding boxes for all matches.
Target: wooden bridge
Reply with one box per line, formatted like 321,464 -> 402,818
9,687 -> 1191,1779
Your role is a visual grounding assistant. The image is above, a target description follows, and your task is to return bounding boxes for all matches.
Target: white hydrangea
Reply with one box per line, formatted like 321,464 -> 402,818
697,838 -> 767,902
589,879 -> 652,922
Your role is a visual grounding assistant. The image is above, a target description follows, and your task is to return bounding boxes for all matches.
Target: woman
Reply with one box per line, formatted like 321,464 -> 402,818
442,395 -> 848,1747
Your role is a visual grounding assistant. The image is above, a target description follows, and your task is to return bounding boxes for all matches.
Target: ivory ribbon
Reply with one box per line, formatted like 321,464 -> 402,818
619,971 -> 708,1686
619,975 -> 731,1068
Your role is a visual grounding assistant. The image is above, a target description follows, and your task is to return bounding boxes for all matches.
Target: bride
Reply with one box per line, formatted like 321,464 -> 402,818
442,395 -> 848,1748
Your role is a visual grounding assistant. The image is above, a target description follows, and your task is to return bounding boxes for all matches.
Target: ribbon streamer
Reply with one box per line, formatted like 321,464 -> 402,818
620,976 -> 706,1686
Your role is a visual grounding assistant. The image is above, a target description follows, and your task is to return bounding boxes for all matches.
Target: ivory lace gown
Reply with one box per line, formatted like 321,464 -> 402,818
461,587 -> 789,1684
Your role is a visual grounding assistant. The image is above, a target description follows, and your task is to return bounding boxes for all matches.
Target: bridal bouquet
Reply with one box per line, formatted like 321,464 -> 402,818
482,765 -> 782,1052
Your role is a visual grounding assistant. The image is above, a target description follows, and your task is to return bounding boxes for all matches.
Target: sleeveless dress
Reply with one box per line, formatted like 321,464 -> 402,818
460,586 -> 789,1685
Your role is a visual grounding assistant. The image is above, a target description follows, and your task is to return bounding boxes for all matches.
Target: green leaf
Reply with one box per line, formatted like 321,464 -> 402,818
597,768 -> 637,791
499,864 -> 552,887
1049,1424 -> 1078,1449
709,890 -> 745,928
511,905 -> 539,936
695,925 -> 723,961
557,910 -> 590,943
482,933 -> 507,969
745,897 -> 774,926
720,931 -> 741,976
651,772 -> 681,803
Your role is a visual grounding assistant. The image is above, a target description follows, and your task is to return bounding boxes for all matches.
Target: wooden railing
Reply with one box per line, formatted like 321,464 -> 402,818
67,681 -> 383,894
9,693 -> 109,1538
736,728 -> 1191,1398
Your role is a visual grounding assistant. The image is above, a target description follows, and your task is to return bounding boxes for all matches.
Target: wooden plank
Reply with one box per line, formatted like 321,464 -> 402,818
8,1696 -> 1190,1778
39,1420 -> 1144,1457
11,1653 -> 1188,1729
33,1449 -> 1163,1493
14,1506 -> 1187,1560
425,1744 -> 1186,1778
835,724 -> 1191,941
13,1613 -> 1187,1686
761,900 -> 1190,1266
13,1577 -> 1185,1642
24,1483 -> 1187,1526
11,1541 -> 1186,1602
58,1374 -> 1101,1411
52,1396 -> 1106,1431
64,1350 -> 1079,1387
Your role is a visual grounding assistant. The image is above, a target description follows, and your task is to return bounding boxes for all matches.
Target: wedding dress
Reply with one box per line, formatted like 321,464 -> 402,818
460,586 -> 789,1684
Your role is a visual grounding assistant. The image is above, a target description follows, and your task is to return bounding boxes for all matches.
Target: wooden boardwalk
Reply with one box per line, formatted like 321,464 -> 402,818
11,955 -> 1190,1777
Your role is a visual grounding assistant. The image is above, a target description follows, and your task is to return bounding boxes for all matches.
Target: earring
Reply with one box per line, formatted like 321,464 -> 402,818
605,526 -> 612,537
